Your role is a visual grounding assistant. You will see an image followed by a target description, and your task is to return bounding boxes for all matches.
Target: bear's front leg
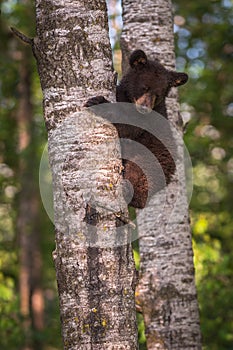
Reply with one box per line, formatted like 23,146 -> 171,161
84,95 -> 110,107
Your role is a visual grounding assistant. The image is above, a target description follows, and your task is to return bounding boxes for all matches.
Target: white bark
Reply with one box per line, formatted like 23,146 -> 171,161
121,0 -> 176,73
34,0 -> 138,348
121,0 -> 202,349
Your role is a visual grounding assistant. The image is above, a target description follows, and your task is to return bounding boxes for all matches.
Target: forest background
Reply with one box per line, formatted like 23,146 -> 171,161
0,0 -> 233,349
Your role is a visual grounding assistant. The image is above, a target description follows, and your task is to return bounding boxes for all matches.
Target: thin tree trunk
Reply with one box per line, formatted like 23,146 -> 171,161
16,47 -> 44,350
33,0 -> 138,348
121,0 -> 202,349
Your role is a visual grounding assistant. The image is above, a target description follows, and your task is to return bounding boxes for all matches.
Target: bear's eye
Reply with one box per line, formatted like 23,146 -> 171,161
142,86 -> 150,93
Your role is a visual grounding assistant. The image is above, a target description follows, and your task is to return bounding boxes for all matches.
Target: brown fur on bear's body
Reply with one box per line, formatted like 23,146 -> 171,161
85,50 -> 188,208
116,117 -> 179,209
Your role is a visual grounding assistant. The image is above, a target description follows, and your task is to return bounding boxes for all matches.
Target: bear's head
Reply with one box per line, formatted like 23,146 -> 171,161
117,50 -> 188,115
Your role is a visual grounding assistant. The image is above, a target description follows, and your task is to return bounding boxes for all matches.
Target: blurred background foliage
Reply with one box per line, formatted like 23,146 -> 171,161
0,0 -> 233,349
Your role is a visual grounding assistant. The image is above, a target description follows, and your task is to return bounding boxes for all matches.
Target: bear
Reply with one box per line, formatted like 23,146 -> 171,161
85,50 -> 188,209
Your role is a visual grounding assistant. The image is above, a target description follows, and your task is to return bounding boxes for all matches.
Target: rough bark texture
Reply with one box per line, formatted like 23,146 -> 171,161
121,0 -> 202,349
34,0 -> 138,349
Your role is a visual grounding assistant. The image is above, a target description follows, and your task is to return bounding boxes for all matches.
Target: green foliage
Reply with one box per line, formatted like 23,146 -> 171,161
0,289 -> 24,350
174,1 -> 233,348
137,313 -> 146,349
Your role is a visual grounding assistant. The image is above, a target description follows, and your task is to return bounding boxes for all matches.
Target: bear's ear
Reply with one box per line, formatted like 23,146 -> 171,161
169,71 -> 188,87
129,50 -> 148,68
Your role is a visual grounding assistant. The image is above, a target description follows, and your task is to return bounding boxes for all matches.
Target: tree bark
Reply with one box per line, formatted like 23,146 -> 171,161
34,0 -> 138,348
121,0 -> 202,349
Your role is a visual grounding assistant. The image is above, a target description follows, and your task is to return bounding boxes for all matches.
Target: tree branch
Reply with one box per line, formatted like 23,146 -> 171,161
11,27 -> 33,45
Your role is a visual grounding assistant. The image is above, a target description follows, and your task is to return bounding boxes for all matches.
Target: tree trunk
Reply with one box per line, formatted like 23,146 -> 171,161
16,46 -> 44,350
121,0 -> 202,349
34,0 -> 138,348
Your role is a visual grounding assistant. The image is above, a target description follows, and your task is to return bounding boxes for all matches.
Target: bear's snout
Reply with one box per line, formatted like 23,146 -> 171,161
134,93 -> 156,114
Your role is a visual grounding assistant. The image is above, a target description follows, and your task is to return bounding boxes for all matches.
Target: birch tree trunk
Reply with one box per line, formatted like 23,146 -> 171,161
121,0 -> 202,349
33,0 -> 138,348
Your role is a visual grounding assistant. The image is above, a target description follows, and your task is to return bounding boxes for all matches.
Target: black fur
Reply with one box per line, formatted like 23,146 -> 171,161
85,50 -> 188,208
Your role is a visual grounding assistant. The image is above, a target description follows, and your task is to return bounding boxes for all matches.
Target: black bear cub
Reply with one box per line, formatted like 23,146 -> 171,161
85,50 -> 188,208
